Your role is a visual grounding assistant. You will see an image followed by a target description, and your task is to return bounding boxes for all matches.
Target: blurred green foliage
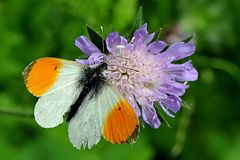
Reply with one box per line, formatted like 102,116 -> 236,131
0,0 -> 240,159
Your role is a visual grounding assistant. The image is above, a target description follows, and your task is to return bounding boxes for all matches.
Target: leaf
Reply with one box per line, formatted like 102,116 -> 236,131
152,28 -> 162,41
127,6 -> 143,40
154,102 -> 172,128
86,25 -> 108,54
181,100 -> 192,110
183,34 -> 194,43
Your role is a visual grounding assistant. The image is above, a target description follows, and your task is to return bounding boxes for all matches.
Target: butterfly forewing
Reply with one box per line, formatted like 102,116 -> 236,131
100,86 -> 139,144
23,57 -> 85,128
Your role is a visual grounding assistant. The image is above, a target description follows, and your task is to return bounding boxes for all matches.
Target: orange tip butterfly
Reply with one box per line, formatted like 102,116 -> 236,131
23,57 -> 139,149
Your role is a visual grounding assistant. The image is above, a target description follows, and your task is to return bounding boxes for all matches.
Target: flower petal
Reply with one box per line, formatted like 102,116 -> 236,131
148,41 -> 167,54
76,53 -> 105,66
132,23 -> 154,45
75,36 -> 101,56
75,59 -> 90,65
162,95 -> 181,113
176,61 -> 198,81
166,42 -> 196,61
88,53 -> 105,65
165,60 -> 198,81
120,36 -> 128,45
159,102 -> 175,118
138,97 -> 160,128
144,33 -> 155,44
106,32 -> 128,54
127,95 -> 141,117
142,104 -> 160,128
160,81 -> 189,96
106,32 -> 120,52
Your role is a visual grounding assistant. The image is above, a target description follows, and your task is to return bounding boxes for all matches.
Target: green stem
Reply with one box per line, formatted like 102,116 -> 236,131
169,99 -> 195,158
0,108 -> 34,118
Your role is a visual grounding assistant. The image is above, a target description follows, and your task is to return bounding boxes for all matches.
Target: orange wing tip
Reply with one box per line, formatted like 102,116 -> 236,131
23,61 -> 35,78
23,58 -> 63,97
102,98 -> 139,144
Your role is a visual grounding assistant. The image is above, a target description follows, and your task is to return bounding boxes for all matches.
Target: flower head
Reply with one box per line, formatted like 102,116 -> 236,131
75,24 -> 198,128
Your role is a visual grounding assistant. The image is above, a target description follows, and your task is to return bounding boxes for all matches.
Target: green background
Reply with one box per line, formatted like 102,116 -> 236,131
0,0 -> 240,159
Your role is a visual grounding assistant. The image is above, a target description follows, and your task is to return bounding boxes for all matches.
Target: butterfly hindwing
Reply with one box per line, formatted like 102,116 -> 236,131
68,92 -> 102,149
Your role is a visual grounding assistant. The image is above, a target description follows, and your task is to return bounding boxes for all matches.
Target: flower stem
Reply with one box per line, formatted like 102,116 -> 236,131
169,99 -> 195,158
0,108 -> 34,118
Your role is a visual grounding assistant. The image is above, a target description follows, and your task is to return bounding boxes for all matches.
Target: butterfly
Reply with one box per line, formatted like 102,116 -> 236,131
23,57 -> 139,149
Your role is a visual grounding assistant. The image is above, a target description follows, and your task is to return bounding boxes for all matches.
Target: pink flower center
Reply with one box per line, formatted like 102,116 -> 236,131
104,45 -> 164,100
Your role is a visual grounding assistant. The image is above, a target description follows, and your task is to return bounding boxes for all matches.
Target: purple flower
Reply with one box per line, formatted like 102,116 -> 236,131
75,24 -> 198,128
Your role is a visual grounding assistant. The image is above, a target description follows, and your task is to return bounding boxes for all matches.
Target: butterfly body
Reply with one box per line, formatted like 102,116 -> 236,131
23,57 -> 139,149
67,62 -> 107,121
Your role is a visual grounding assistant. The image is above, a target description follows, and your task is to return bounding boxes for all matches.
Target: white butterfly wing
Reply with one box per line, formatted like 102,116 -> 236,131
34,82 -> 81,128
68,92 -> 102,149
